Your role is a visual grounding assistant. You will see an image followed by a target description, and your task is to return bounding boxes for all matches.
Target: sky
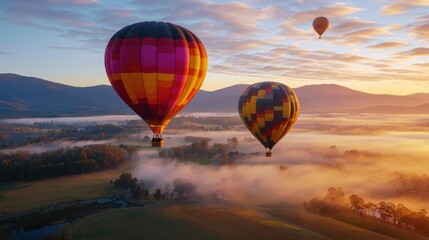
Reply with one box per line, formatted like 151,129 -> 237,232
0,0 -> 429,95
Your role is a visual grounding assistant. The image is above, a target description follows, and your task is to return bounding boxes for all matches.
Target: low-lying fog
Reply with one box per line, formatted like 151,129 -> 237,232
133,114 -> 429,210
4,113 -> 429,210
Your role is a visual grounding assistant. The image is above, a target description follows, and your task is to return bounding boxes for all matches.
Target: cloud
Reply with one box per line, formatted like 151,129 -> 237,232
70,0 -> 98,4
395,47 -> 429,58
342,27 -> 391,45
289,2 -> 363,25
48,45 -> 100,53
413,62 -> 429,68
367,41 -> 407,49
331,18 -> 375,33
1,0 -> 429,89
132,0 -> 269,36
412,23 -> 429,39
416,14 -> 429,22
97,8 -> 136,20
4,1 -> 94,28
380,0 -> 429,15
36,0 -> 99,4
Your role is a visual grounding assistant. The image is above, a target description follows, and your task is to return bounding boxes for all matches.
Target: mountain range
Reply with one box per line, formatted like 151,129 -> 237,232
1,73 -> 429,118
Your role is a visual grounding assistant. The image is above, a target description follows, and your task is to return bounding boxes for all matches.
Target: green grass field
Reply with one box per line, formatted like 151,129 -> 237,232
0,166 -> 129,213
66,204 -> 429,240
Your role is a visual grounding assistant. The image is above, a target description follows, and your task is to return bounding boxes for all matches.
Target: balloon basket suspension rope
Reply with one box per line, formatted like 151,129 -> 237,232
266,148 -> 272,157
151,133 -> 164,147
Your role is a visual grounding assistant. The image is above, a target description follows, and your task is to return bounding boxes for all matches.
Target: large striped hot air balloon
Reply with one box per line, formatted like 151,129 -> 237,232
105,21 -> 208,147
238,82 -> 300,157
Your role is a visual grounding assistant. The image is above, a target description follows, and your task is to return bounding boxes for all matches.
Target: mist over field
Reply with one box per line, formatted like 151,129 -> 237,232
3,113 -> 429,210
0,139 -> 116,154
132,114 -> 429,210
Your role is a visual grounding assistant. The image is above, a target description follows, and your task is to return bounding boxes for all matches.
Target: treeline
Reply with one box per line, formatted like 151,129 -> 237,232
387,173 -> 429,200
166,116 -> 241,131
113,172 -> 196,200
304,187 -> 429,236
0,123 -> 145,149
0,144 -> 127,182
158,137 -> 242,165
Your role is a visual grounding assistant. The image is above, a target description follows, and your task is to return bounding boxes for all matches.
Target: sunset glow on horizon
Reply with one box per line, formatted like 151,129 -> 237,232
1,0 -> 429,95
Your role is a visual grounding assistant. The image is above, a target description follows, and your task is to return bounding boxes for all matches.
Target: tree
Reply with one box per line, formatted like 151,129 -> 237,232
227,137 -> 239,148
153,188 -> 163,200
325,187 -> 344,203
365,201 -> 377,218
164,182 -> 171,197
173,178 -> 196,199
349,194 -> 366,216
131,184 -> 143,200
114,172 -> 133,190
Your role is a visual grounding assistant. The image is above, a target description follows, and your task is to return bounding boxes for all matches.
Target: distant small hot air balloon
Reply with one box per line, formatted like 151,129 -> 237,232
313,16 -> 329,39
104,21 -> 208,147
238,82 -> 300,157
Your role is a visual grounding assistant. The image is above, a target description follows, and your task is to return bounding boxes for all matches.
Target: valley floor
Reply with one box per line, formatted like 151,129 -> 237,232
67,204 -> 429,240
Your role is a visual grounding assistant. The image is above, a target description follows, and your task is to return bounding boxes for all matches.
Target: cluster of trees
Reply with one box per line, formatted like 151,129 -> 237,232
304,187 -> 429,236
0,144 -> 127,182
387,173 -> 429,200
166,116 -> 241,131
113,172 -> 196,200
349,195 -> 429,234
57,124 -> 134,141
0,123 -> 145,149
114,172 -> 149,200
158,137 -> 242,165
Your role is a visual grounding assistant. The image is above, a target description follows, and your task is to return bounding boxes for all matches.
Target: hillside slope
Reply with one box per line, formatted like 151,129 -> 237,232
2,74 -> 429,117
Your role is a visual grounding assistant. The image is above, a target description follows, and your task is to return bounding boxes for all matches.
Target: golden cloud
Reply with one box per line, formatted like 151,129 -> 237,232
289,2 -> 363,25
367,41 -> 407,49
395,47 -> 429,57
380,0 -> 429,15
343,27 -> 391,45
412,23 -> 429,39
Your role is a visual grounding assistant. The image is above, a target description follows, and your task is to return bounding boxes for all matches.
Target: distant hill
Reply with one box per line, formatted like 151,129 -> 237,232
0,73 -> 132,117
188,83 -> 429,114
186,84 -> 248,112
352,103 -> 429,114
1,73 -> 429,117
294,84 -> 429,113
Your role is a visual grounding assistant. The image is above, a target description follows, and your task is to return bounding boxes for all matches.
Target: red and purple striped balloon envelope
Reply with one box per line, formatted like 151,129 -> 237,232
104,21 -> 208,146
238,82 -> 300,157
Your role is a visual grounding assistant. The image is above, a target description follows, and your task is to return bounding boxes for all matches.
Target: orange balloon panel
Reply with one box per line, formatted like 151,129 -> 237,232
313,16 -> 329,38
105,22 -> 208,134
